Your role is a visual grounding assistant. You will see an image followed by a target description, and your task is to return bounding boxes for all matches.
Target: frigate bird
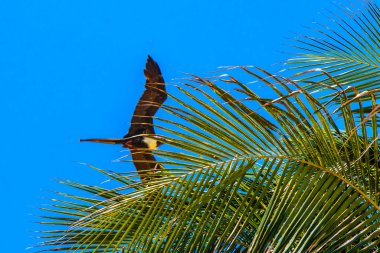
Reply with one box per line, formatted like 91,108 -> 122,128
80,55 -> 167,181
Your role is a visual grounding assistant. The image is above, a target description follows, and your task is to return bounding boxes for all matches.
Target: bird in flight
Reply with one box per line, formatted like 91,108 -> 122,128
81,55 -> 167,181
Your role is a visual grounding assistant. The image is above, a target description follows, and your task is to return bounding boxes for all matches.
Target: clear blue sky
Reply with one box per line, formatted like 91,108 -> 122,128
0,0 -> 334,251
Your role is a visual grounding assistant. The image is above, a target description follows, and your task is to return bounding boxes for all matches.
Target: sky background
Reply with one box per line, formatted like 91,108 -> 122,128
0,0 -> 338,251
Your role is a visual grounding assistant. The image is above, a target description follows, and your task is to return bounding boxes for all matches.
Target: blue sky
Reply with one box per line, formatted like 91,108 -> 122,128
0,0 -> 334,251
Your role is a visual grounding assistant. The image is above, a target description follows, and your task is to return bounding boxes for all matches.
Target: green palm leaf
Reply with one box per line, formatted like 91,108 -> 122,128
38,66 -> 380,252
287,1 -> 380,104
250,161 -> 380,253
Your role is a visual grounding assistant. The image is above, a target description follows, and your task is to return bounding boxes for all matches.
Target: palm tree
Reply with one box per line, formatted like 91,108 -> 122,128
37,1 -> 380,252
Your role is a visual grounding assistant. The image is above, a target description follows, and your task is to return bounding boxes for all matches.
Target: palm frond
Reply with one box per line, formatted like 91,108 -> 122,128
287,0 -> 380,106
38,65 -> 380,252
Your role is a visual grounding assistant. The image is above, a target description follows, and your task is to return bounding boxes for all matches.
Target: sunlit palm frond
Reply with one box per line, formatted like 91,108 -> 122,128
38,65 -> 380,252
287,0 -> 380,106
249,161 -> 380,253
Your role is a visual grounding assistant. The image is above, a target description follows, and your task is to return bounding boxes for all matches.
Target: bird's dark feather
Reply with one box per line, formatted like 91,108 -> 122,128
130,148 -> 162,181
125,55 -> 167,137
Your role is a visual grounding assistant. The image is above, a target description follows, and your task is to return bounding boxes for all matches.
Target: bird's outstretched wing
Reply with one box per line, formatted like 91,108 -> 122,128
130,148 -> 162,182
125,55 -> 167,137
